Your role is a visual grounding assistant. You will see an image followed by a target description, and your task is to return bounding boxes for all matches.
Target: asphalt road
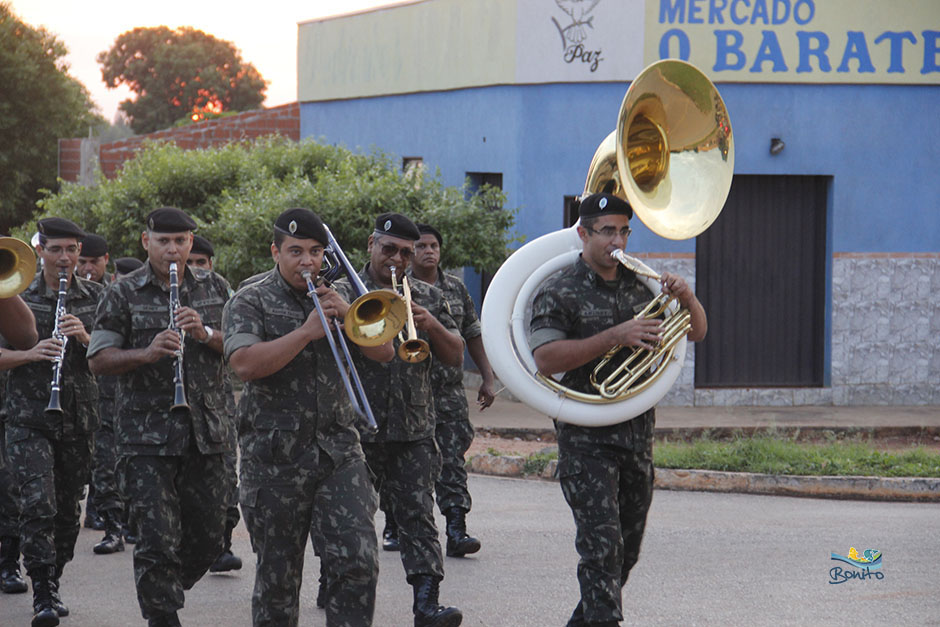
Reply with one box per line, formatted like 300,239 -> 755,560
2,476 -> 938,626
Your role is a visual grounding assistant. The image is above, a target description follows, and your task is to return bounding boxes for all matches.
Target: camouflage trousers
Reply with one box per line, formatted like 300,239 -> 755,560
362,437 -> 444,582
91,403 -> 123,516
433,416 -> 474,513
121,450 -> 227,620
4,424 -> 93,577
0,425 -> 20,538
223,448 -> 240,531
241,453 -> 378,627
557,433 -> 654,626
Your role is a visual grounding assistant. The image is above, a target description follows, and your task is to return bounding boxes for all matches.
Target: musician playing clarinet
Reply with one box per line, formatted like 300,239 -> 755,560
0,217 -> 102,627
88,207 -> 232,627
222,208 -> 393,627
529,193 -> 707,627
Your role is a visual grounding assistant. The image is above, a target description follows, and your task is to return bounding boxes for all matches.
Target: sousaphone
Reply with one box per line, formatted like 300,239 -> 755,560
480,59 -> 734,426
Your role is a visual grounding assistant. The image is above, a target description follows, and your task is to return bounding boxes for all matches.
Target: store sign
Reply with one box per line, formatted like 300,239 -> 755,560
644,0 -> 940,84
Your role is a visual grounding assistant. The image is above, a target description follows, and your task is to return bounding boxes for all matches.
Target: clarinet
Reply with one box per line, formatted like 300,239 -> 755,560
169,262 -> 190,410
45,271 -> 69,415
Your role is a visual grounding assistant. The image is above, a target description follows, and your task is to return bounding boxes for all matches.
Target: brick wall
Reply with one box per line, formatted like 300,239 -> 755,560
58,102 -> 300,182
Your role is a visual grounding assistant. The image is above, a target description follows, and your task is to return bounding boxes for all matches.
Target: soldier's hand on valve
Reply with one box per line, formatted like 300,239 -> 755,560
609,318 -> 664,351
57,313 -> 91,344
660,272 -> 692,304
410,302 -> 435,331
174,306 -> 208,340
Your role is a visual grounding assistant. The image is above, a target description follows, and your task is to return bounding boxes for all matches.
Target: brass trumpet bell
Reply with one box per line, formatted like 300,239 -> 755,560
0,237 -> 37,298
344,290 -> 409,347
585,59 -> 734,240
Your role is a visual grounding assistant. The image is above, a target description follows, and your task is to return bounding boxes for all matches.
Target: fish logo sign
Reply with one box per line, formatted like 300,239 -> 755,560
551,0 -> 604,73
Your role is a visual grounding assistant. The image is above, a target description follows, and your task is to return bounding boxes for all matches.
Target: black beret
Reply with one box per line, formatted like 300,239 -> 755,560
273,208 -> 328,245
416,223 -> 443,247
80,234 -> 108,258
114,257 -> 143,275
37,217 -> 85,241
191,235 -> 214,258
146,207 -> 197,233
578,193 -> 633,220
374,213 -> 420,241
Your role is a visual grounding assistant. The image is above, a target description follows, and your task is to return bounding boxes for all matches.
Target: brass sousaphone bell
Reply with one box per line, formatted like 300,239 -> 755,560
0,237 -> 37,298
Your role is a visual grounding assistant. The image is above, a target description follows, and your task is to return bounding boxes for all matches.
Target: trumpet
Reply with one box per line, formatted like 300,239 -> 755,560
168,262 -> 189,411
0,237 -> 36,298
303,271 -> 378,432
390,266 -> 429,363
45,271 -> 69,415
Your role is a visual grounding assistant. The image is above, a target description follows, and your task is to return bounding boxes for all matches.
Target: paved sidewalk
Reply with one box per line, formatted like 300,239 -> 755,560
464,392 -> 940,502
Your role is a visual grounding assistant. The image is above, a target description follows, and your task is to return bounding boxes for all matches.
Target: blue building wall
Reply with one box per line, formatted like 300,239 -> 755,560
301,82 -> 940,256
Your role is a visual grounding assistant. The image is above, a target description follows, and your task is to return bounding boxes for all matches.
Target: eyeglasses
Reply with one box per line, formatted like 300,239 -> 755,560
379,243 -> 414,260
43,245 -> 80,255
584,226 -> 632,239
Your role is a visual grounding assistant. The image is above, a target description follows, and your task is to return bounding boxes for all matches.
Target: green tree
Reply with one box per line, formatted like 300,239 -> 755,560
0,2 -> 103,233
98,26 -> 268,135
33,137 -> 519,287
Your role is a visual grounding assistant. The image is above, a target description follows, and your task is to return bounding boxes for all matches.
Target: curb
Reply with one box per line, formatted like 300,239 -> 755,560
467,454 -> 940,503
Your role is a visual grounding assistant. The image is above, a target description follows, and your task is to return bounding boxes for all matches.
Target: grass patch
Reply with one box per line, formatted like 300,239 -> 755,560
654,435 -> 940,478
522,451 -> 558,476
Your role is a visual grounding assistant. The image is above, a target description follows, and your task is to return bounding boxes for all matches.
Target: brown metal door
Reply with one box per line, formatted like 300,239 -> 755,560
695,175 -> 828,387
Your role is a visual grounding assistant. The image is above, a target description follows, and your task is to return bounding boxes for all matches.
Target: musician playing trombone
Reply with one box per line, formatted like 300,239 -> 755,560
87,207 -> 232,627
0,217 -> 102,627
528,193 -> 707,627
341,213 -> 465,627
221,208 -> 393,627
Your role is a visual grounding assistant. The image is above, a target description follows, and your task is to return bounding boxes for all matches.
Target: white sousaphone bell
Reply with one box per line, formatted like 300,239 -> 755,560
480,59 -> 734,427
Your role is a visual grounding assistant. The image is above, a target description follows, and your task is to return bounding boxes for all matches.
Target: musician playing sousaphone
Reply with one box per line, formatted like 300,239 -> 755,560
222,208 -> 394,626
88,207 -> 232,627
0,217 -> 102,626
528,193 -> 707,627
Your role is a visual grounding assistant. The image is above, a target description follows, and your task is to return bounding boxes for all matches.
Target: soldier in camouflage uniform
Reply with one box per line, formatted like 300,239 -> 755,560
0,294 -> 38,595
342,213 -> 466,627
88,207 -> 233,627
223,208 -> 390,627
187,235 -> 243,575
407,223 -> 496,558
529,193 -> 708,627
0,218 -> 103,627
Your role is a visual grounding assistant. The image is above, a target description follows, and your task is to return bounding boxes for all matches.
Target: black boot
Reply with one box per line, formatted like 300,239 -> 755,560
209,522 -> 242,573
93,510 -> 125,555
147,610 -> 182,627
0,535 -> 28,594
30,567 -> 59,627
411,576 -> 462,627
382,516 -> 400,552
444,508 -> 480,557
48,573 -> 68,617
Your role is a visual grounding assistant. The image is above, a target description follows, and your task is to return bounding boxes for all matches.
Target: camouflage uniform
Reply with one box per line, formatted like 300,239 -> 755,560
0,371 -> 18,538
2,272 -> 101,579
407,269 -> 479,513
90,374 -> 122,516
88,262 -> 232,620
223,269 -> 378,627
529,256 -> 656,627
339,265 -> 458,584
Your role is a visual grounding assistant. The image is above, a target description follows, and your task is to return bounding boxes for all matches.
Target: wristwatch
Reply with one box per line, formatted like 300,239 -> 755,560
200,325 -> 214,344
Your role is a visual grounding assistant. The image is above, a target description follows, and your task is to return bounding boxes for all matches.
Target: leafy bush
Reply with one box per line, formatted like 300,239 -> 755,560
32,136 -> 519,286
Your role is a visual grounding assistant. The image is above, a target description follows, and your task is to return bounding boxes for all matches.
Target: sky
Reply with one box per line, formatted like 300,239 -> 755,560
8,0 -> 407,122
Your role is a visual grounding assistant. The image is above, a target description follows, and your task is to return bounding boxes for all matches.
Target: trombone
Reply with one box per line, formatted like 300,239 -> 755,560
390,266 -> 430,363
303,271 -> 378,432
0,237 -> 36,298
